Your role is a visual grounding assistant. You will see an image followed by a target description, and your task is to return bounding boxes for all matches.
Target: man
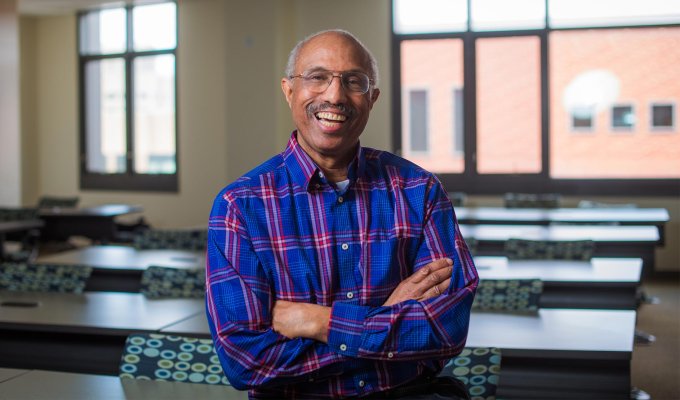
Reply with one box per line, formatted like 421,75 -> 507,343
206,29 -> 478,399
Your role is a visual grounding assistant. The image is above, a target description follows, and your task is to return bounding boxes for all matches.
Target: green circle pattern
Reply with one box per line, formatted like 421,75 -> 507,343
441,347 -> 501,400
472,279 -> 543,312
119,333 -> 230,386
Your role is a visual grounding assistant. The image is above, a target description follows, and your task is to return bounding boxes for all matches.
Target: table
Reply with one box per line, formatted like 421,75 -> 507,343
0,368 -> 29,383
0,370 -> 247,400
475,256 -> 642,309
455,206 -> 669,243
0,219 -> 44,261
468,309 -> 636,399
36,245 -> 205,292
39,204 -> 143,242
162,309 -> 635,399
460,224 -> 660,272
0,291 -> 203,375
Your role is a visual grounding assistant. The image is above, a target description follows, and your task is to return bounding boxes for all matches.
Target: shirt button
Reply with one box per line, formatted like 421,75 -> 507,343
387,352 -> 394,358
359,380 -> 366,388
315,183 -> 320,189
338,196 -> 344,203
318,172 -> 324,178
340,344 -> 347,351
346,292 -> 354,299
341,243 -> 349,250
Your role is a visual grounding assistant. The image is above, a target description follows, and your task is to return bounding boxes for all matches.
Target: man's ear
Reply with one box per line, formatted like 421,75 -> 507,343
368,88 -> 380,110
281,78 -> 293,109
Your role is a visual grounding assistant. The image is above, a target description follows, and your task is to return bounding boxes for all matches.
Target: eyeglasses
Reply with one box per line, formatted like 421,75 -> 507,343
289,70 -> 373,94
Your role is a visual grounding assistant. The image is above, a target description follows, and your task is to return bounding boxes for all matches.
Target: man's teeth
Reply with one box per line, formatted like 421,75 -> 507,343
315,112 -> 347,122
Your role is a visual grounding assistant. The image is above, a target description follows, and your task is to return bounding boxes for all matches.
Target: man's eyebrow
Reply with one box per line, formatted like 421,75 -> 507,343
303,66 -> 367,74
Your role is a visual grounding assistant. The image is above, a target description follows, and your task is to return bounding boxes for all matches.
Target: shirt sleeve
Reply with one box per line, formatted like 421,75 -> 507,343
326,176 -> 478,360
205,190 -> 345,390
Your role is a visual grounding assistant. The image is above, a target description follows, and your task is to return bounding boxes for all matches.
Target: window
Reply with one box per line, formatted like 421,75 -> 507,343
452,88 -> 464,154
612,105 -> 635,130
408,90 -> 429,152
79,2 -> 178,191
392,0 -> 680,195
651,103 -> 675,130
571,107 -> 594,130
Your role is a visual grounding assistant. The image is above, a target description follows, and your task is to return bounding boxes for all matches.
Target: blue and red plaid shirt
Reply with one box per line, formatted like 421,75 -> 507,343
206,132 -> 477,399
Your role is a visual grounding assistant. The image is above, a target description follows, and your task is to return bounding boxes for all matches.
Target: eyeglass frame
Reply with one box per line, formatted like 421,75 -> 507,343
288,69 -> 375,95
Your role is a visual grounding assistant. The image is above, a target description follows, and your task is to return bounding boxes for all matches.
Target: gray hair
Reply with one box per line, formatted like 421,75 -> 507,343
284,29 -> 379,88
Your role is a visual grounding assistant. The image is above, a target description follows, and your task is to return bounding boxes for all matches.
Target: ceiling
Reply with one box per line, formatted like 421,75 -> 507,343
18,0 -> 163,15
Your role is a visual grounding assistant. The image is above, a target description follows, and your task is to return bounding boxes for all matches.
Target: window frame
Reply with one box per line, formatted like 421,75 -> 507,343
390,2 -> 680,196
78,2 -> 179,192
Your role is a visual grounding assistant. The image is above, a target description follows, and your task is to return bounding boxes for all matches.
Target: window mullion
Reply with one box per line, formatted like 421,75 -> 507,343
463,32 -> 477,178
125,7 -> 134,175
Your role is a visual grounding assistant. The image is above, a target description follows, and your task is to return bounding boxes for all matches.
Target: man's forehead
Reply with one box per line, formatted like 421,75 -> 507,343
296,33 -> 369,70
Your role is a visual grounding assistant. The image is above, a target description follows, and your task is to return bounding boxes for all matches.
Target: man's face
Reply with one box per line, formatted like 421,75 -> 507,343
281,33 -> 380,164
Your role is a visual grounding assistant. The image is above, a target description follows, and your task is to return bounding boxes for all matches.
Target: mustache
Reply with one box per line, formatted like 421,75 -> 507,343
306,103 -> 355,118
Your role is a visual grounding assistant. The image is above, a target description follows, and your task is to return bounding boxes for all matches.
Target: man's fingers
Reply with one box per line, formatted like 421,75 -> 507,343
423,277 -> 451,300
411,258 -> 453,284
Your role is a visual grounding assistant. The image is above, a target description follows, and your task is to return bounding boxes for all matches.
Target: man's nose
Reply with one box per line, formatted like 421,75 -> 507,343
320,75 -> 348,103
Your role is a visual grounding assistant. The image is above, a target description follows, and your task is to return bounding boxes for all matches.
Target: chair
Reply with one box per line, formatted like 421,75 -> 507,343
472,278 -> 543,313
119,332 -> 230,385
37,196 -> 80,209
140,266 -> 205,299
504,238 -> 595,261
503,192 -> 561,209
0,208 -> 42,262
448,192 -> 467,207
439,347 -> 501,400
134,229 -> 208,251
0,262 -> 92,293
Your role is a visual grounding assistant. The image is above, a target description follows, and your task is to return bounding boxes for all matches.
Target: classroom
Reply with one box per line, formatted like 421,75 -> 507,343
1,0 -> 678,399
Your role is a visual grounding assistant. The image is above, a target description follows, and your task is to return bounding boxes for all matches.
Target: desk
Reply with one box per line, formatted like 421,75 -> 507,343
455,207 -> 669,242
0,291 -> 203,375
0,219 -> 44,261
475,256 -> 642,309
460,224 -> 660,272
162,309 -> 635,399
468,309 -> 635,399
36,245 -> 205,292
0,368 -> 29,383
39,204 -> 143,242
0,370 -> 247,400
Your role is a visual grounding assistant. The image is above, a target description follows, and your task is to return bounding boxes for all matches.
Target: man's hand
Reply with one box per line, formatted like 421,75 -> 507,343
272,300 -> 331,343
383,258 -> 453,306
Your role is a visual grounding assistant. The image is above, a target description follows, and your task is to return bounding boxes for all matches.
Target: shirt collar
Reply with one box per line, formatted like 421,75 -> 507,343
282,131 -> 366,191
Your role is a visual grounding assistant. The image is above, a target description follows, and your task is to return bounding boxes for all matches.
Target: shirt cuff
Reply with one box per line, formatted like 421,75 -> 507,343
327,302 -> 370,357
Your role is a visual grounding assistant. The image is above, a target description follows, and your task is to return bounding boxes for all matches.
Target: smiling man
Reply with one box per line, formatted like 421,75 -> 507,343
206,29 -> 478,399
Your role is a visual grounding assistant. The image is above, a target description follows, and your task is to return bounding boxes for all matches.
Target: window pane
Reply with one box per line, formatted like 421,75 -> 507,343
471,0 -> 546,31
401,39 -> 465,173
477,36 -> 541,174
133,2 -> 177,51
549,0 -> 680,28
85,59 -> 126,173
550,28 -> 680,178
79,8 -> 126,55
612,105 -> 635,129
409,90 -> 429,152
393,0 -> 467,33
133,54 -> 176,174
651,104 -> 675,129
571,107 -> 594,130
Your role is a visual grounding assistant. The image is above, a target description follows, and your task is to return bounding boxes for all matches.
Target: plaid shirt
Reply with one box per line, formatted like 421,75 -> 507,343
206,132 -> 478,399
